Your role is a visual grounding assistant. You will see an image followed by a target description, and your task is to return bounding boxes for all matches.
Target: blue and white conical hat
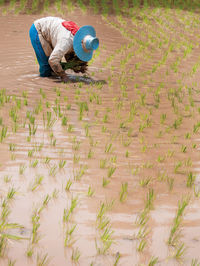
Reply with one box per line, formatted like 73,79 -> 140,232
73,25 -> 99,62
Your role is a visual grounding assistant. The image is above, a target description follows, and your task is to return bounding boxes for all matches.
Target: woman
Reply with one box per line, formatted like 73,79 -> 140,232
29,17 -> 99,82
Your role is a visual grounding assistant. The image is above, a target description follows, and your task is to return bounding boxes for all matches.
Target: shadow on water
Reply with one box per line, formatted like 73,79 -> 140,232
53,74 -> 107,85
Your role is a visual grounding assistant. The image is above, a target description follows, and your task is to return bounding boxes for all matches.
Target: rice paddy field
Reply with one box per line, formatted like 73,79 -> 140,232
1,0 -> 200,265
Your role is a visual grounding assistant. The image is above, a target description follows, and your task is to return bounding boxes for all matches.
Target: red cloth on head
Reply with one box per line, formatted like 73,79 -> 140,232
62,21 -> 80,36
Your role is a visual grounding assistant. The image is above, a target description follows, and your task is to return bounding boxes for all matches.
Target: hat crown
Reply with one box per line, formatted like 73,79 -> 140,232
83,35 -> 99,51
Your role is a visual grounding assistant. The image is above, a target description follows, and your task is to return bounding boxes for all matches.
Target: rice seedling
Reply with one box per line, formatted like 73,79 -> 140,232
173,243 -> 186,261
64,224 -> 77,247
137,238 -> 147,252
67,124 -> 74,133
36,252 -> 50,266
30,159 -> 38,168
58,159 -> 66,169
167,177 -> 174,191
105,143 -> 113,153
71,247 -> 81,263
139,177 -> 151,187
49,164 -> 58,177
191,258 -> 200,266
113,252 -> 121,266
87,148 -> 94,159
65,179 -> 72,192
30,175 -> 44,191
73,165 -> 87,181
119,182 -> 128,203
107,166 -> 116,178
168,195 -> 190,246
102,177 -> 110,187
73,154 -> 80,164
0,125 -> 7,143
145,189 -> 155,211
87,186 -> 95,197
187,172 -> 196,188
148,256 -> 159,266
19,164 -> 26,175
4,175 -> 12,183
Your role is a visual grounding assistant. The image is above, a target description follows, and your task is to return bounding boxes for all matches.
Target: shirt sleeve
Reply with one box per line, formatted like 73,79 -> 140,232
48,37 -> 72,76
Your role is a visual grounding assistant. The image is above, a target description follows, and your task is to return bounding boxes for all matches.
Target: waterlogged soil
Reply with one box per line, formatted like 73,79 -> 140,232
1,6 -> 200,266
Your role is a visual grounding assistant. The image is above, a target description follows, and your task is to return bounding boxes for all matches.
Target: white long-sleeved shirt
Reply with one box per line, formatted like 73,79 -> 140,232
34,17 -> 74,76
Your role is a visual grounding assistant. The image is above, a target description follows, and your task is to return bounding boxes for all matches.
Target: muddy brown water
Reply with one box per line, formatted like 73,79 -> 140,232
0,6 -> 200,266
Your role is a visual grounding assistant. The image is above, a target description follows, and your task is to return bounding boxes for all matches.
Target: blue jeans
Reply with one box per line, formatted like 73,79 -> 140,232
29,24 -> 52,77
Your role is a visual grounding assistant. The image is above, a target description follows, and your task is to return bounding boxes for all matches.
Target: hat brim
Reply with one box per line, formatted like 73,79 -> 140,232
73,25 -> 96,62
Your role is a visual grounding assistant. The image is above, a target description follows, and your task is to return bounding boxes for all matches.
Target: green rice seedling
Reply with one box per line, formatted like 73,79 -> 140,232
105,143 -> 113,153
88,148 -> 94,159
157,155 -> 165,163
65,179 -> 72,192
139,177 -> 151,187
72,137 -> 80,151
160,114 -> 167,124
174,161 -> 182,174
52,189 -> 59,199
119,183 -> 128,203
181,145 -> 187,153
174,243 -> 186,261
67,124 -> 74,133
49,165 -> 58,177
187,172 -> 196,188
46,112 -> 56,129
0,125 -> 7,143
192,143 -> 197,149
102,177 -> 110,188
114,252 -> 121,266
97,216 -> 110,230
7,187 -> 16,200
185,132 -> 191,139
78,101 -> 88,121
26,245 -> 34,257
102,125 -> 107,133
62,116 -> 68,126
100,159 -> 107,169
194,185 -> 200,198
4,175 -> 12,183
71,247 -> 81,263
44,157 -> 51,164
9,143 -> 16,151
31,175 -> 44,191
73,154 -> 80,164
184,158 -> 192,167
73,165 -> 87,181
191,258 -> 200,266
167,177 -> 174,191
97,203 -> 106,221
64,224 -> 77,247
87,186 -> 95,197
148,256 -> 159,266
137,238 -> 147,252
36,252 -> 50,266
107,166 -> 116,178
145,189 -> 154,211
193,122 -> 200,133
19,164 -> 26,175
30,159 -> 38,168
137,225 -> 150,239
59,160 -> 66,169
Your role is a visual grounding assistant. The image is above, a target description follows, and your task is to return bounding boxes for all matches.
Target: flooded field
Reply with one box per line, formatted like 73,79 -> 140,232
1,1 -> 200,265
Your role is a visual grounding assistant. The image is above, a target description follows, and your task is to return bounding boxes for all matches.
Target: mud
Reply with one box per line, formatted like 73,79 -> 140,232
0,6 -> 200,266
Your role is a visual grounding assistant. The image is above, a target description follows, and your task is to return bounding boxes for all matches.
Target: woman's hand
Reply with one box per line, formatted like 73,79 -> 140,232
60,73 -> 70,83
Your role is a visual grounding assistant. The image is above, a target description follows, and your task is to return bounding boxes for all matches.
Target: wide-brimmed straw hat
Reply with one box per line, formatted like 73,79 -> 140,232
73,25 -> 99,62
